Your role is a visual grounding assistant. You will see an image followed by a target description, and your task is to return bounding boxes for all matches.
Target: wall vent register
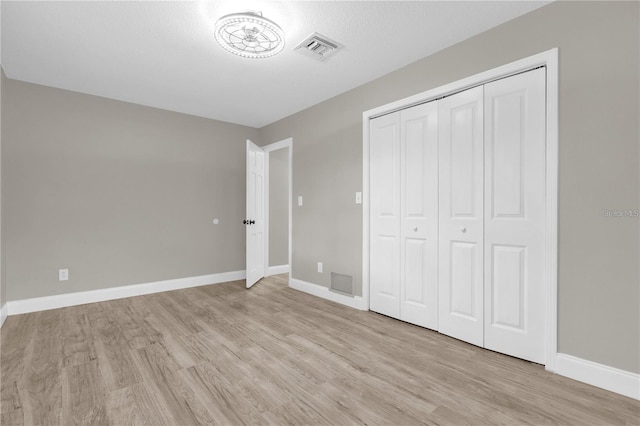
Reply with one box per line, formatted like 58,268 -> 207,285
331,272 -> 354,296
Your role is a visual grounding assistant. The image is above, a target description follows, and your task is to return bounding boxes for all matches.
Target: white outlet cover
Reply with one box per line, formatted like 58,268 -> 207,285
317,262 -> 323,273
59,268 -> 69,281
356,192 -> 362,204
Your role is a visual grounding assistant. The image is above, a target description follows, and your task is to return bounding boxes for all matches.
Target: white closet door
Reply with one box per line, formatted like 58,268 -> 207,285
400,102 -> 439,330
438,86 -> 484,347
484,68 -> 546,363
370,112 -> 401,318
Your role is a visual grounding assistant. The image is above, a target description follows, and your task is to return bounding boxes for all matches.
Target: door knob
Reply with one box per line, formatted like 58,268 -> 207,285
249,220 -> 255,225
460,227 -> 467,233
413,227 -> 418,232
243,219 -> 248,225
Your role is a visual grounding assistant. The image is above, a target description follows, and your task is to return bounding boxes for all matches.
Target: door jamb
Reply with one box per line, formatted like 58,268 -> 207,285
263,138 -> 293,280
362,48 -> 559,371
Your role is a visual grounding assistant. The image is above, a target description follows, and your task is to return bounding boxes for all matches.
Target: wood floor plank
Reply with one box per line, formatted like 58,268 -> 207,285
181,362 -> 266,425
184,331 -> 294,415
106,382 -> 174,426
260,398 -> 348,426
61,308 -> 97,368
1,274 -> 639,425
1,312 -> 38,420
107,298 -> 163,351
131,342 -> 217,425
20,310 -> 65,425
317,376 -> 430,426
1,313 -> 39,379
238,344 -> 319,403
90,305 -> 143,393
105,384 -> 151,426
0,406 -> 24,426
149,292 -> 203,336
61,360 -> 108,425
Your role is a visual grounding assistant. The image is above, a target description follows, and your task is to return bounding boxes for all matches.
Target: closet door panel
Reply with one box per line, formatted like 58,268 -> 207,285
400,102 -> 439,330
438,86 -> 484,347
449,241 -> 478,317
484,68 -> 546,363
370,112 -> 401,318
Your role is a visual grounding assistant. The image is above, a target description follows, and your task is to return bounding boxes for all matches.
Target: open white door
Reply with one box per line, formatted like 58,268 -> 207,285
246,140 -> 265,288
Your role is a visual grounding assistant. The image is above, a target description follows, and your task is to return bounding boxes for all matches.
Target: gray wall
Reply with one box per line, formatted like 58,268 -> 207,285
260,1 -> 640,374
4,78 -> 257,300
268,147 -> 289,267
262,106 -> 363,295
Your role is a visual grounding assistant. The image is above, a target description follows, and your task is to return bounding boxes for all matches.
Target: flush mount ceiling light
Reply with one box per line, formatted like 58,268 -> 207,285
214,11 -> 285,59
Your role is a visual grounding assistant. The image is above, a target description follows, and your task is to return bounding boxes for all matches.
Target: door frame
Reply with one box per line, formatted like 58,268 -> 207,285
263,138 -> 293,278
362,48 -> 559,371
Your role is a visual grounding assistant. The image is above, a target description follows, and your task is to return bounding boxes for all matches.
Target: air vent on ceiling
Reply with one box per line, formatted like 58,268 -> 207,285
294,32 -> 343,61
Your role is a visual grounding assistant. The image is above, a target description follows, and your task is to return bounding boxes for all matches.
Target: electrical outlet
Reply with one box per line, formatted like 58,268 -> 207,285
317,262 -> 323,273
59,269 -> 69,281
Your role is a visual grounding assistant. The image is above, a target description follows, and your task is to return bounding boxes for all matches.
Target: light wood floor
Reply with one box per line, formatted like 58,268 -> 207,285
1,274 -> 638,425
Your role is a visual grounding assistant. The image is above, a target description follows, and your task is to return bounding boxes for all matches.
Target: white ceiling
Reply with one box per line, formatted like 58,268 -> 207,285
1,1 -> 550,128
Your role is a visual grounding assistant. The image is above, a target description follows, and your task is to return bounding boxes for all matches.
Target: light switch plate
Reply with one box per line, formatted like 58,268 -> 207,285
355,192 -> 362,204
298,196 -> 303,206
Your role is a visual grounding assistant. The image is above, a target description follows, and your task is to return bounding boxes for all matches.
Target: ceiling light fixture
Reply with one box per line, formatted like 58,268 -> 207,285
214,11 -> 285,59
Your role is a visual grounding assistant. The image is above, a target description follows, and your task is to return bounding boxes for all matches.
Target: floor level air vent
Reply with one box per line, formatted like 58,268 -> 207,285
330,272 -> 354,296
294,33 -> 343,62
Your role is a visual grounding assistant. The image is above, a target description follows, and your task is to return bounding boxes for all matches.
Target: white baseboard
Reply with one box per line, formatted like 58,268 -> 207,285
7,270 -> 246,316
0,303 -> 7,328
555,353 -> 639,400
289,278 -> 367,311
266,264 -> 290,276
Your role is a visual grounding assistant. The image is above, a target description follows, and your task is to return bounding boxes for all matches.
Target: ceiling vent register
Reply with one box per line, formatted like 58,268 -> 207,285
294,33 -> 343,61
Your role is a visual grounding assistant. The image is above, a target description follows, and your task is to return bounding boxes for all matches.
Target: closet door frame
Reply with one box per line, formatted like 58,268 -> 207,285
362,48 -> 559,371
